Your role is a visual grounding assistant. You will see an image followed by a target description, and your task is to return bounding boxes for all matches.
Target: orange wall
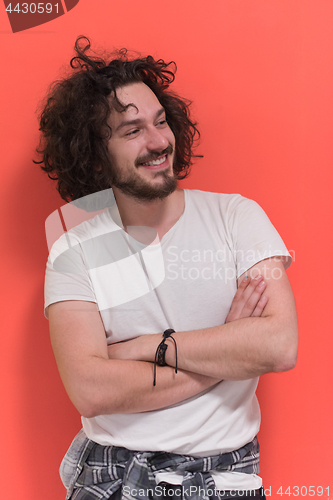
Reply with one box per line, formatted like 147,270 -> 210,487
1,1 -> 332,498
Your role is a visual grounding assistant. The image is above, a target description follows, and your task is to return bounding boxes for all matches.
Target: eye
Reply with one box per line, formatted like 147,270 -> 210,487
156,119 -> 167,127
125,129 -> 139,137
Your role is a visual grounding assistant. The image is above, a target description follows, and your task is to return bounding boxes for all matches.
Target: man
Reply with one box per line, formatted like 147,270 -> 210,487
38,36 -> 298,500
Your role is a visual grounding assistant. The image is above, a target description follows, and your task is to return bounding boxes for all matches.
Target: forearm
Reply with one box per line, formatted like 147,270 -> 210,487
62,357 -> 220,418
112,312 -> 297,381
127,260 -> 298,380
163,315 -> 297,380
49,301 -> 220,419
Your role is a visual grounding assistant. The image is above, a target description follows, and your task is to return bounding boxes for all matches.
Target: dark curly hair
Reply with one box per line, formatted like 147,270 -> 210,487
35,36 -> 201,202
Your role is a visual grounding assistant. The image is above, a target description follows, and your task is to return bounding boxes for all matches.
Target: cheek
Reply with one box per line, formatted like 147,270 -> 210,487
108,144 -> 136,166
167,128 -> 176,148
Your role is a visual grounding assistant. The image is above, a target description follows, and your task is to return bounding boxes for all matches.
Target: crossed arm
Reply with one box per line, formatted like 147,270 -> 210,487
49,258 -> 298,418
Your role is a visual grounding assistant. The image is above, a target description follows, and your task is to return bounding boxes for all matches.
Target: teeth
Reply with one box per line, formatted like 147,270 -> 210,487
143,156 -> 166,166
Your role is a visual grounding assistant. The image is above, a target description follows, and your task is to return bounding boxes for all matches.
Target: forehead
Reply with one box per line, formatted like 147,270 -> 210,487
109,83 -> 163,130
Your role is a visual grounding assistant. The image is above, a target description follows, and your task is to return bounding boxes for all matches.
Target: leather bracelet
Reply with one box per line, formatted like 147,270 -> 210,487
153,329 -> 178,386
157,342 -> 168,366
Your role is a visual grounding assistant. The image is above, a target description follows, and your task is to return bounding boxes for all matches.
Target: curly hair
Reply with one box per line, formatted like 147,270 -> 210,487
36,36 -> 201,202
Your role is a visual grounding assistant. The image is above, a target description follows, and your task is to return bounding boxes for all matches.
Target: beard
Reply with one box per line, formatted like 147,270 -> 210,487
112,169 -> 177,201
111,144 -> 177,202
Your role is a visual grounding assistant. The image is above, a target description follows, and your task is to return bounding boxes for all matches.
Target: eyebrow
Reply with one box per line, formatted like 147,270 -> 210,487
114,107 -> 166,133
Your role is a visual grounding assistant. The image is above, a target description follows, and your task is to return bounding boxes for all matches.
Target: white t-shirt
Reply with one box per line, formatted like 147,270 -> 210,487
45,189 -> 291,490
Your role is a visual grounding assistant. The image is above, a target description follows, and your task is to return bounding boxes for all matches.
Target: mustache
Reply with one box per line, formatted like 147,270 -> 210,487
135,144 -> 174,167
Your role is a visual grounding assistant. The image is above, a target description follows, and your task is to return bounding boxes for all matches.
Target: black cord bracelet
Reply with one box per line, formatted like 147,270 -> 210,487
153,329 -> 178,386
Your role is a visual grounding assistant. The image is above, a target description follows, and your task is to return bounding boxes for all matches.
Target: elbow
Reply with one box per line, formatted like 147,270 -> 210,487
69,386 -> 116,419
79,402 -> 100,419
70,392 -> 101,419
75,392 -> 118,418
64,379 -> 100,418
273,328 -> 298,373
76,398 -> 111,419
75,387 -> 126,418
66,360 -> 121,418
274,351 -> 298,372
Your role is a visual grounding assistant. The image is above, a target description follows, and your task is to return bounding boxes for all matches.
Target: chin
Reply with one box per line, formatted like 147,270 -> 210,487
115,172 -> 177,202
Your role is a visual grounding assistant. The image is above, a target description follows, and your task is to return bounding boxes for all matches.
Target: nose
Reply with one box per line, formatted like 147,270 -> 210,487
145,126 -> 169,152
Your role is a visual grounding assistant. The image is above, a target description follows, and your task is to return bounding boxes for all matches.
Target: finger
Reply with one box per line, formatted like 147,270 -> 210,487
226,275 -> 266,323
225,276 -> 251,322
233,275 -> 251,302
238,277 -> 267,318
251,295 -> 268,317
239,275 -> 264,306
239,275 -> 251,289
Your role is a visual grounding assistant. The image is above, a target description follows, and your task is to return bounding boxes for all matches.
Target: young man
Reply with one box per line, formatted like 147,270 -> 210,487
38,37 -> 298,500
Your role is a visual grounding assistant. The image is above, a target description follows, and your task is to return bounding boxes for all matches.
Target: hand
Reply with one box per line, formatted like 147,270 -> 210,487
225,275 -> 268,323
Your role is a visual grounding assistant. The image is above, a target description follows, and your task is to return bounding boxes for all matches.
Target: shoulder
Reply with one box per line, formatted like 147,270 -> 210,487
184,188 -> 252,204
184,189 -> 261,218
68,208 -> 119,242
47,208 -> 118,260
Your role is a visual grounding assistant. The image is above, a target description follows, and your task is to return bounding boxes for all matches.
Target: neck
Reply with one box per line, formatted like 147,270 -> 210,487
111,187 -> 184,240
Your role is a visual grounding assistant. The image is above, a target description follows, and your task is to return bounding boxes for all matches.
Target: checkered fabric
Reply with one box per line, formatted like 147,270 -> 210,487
60,430 -> 260,500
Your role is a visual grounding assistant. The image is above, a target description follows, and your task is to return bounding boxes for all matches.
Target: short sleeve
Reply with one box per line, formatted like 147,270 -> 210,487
44,232 -> 97,319
228,196 -> 292,278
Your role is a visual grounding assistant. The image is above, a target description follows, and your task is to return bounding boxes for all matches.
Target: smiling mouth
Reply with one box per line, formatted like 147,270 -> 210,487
140,155 -> 167,167
135,144 -> 174,168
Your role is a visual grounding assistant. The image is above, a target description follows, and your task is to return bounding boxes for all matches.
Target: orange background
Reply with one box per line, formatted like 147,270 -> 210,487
0,1 -> 332,498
